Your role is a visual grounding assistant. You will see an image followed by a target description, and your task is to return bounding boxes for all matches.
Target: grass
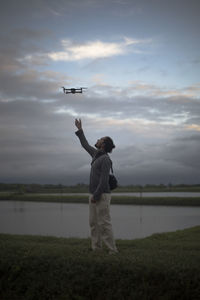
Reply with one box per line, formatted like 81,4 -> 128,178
0,192 -> 200,206
2,183 -> 200,193
0,226 -> 200,299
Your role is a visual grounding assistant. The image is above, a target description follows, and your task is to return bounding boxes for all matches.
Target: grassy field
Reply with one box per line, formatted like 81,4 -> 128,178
1,183 -> 200,193
0,226 -> 200,300
0,192 -> 200,206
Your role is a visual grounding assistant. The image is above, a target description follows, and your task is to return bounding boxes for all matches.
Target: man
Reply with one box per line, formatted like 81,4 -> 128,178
75,118 -> 118,254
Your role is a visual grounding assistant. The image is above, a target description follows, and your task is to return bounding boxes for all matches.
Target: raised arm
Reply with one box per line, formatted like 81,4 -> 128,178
75,118 -> 97,157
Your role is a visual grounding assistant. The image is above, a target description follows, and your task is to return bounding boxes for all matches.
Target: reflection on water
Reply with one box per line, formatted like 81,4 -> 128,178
13,201 -> 26,213
0,200 -> 200,239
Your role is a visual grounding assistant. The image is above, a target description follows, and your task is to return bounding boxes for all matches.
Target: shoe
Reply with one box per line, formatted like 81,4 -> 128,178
108,249 -> 119,255
92,247 -> 102,252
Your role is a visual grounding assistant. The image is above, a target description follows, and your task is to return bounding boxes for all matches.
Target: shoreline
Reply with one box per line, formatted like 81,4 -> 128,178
0,192 -> 200,206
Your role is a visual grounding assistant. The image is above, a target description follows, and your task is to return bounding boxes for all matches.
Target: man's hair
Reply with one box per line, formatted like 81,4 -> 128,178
103,136 -> 115,153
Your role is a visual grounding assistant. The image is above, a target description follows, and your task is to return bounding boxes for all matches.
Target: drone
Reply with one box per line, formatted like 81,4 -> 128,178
62,87 -> 87,94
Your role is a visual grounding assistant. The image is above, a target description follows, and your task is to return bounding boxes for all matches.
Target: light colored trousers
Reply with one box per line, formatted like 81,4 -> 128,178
89,193 -> 118,252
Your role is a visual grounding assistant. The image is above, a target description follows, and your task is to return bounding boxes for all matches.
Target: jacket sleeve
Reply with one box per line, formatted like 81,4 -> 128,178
75,129 -> 97,158
93,156 -> 111,201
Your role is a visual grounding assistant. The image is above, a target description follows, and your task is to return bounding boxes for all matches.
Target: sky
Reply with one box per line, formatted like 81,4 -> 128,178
0,0 -> 200,185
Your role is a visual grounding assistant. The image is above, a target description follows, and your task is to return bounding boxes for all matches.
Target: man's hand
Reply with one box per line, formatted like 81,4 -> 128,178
91,196 -> 96,203
75,118 -> 82,130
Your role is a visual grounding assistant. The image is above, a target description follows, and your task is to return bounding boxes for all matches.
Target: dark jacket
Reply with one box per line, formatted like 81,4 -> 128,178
75,129 -> 111,201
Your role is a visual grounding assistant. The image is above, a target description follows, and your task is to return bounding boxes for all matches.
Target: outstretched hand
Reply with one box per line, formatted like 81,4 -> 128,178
75,118 -> 82,130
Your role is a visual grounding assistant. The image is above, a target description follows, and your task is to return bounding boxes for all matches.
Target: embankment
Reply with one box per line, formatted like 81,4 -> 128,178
0,226 -> 200,299
0,192 -> 200,206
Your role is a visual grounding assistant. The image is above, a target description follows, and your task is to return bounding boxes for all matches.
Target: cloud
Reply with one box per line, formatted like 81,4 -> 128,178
0,68 -> 66,100
1,85 -> 200,185
128,81 -> 200,98
112,134 -> 200,185
0,99 -> 85,184
185,124 -> 200,132
0,25 -> 199,185
1,95 -> 200,185
47,37 -> 149,61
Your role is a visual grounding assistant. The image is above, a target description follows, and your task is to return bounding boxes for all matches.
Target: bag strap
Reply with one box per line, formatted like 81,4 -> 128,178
110,159 -> 114,174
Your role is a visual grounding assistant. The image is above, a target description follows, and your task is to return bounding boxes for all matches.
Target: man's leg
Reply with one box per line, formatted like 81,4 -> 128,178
96,193 -> 118,253
89,194 -> 102,250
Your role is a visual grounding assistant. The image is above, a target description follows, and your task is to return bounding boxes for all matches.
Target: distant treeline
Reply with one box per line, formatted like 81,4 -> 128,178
1,183 -> 200,193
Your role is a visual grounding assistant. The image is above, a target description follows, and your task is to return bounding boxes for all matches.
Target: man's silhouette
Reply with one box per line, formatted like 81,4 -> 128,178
75,118 -> 118,254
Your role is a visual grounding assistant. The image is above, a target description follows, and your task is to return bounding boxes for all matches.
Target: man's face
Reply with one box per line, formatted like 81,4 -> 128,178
95,137 -> 106,149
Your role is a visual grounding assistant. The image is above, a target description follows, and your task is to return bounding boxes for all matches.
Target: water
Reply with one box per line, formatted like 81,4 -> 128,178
0,200 -> 200,239
29,192 -> 200,197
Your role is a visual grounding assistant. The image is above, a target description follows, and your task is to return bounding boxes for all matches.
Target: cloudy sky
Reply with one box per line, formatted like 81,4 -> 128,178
1,0 -> 200,185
